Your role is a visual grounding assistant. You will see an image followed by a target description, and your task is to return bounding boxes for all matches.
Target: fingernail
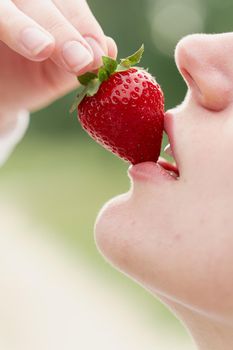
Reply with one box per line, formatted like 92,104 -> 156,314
106,36 -> 118,58
62,41 -> 93,72
85,37 -> 106,68
21,27 -> 54,56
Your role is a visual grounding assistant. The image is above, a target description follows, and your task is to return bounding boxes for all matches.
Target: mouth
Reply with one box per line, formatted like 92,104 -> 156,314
128,146 -> 179,182
159,110 -> 180,178
152,140 -> 180,180
158,153 -> 179,179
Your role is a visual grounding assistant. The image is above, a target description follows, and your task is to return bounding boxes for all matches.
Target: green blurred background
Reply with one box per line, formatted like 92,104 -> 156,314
1,0 -> 233,347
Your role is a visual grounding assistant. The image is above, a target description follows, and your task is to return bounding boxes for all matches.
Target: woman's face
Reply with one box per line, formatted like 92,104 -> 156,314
95,33 -> 233,324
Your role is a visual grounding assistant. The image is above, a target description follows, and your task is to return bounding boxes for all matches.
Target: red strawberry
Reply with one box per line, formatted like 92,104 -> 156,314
70,45 -> 164,164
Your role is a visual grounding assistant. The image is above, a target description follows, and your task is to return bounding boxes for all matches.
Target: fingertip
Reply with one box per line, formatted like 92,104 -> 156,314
20,27 -> 55,62
32,41 -> 55,61
61,40 -> 94,74
84,36 -> 106,70
106,36 -> 118,59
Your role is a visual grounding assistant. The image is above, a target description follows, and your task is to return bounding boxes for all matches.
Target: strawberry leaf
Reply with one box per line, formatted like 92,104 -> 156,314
102,56 -> 118,74
70,44 -> 145,113
78,72 -> 97,86
116,64 -> 131,72
87,79 -> 101,96
98,67 -> 109,82
69,87 -> 88,113
120,44 -> 144,68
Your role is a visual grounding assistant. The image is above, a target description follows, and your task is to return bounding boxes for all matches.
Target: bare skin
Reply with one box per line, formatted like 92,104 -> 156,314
0,0 -> 117,114
95,33 -> 233,350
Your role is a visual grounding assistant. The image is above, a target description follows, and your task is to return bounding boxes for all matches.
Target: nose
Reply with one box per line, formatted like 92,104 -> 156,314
175,33 -> 233,111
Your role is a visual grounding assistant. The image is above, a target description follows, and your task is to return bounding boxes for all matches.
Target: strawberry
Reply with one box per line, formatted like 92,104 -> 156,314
70,45 -> 164,164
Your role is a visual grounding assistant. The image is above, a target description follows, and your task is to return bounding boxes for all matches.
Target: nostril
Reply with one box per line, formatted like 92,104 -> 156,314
180,67 -> 202,96
178,61 -> 232,112
183,67 -> 232,112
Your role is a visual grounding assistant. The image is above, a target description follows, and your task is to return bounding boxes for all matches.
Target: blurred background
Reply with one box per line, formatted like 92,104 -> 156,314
1,0 -> 233,348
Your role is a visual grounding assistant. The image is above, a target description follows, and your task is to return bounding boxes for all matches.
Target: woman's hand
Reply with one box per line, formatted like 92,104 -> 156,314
0,0 -> 117,113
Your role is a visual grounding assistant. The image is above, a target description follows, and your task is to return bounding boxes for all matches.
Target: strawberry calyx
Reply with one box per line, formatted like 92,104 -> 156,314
70,44 -> 144,113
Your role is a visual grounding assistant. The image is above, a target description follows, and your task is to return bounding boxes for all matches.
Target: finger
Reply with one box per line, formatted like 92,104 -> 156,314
106,36 -> 118,59
52,0 -> 108,70
13,0 -> 94,74
0,0 -> 55,61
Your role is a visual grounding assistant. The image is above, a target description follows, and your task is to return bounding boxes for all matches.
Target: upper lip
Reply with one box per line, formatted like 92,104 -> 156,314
164,110 -> 180,174
164,111 -> 175,152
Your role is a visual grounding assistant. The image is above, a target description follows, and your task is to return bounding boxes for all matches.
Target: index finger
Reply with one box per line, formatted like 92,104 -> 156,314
53,0 -> 110,69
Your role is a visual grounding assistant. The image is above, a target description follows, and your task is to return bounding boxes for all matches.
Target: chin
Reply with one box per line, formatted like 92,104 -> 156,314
94,191 -> 133,265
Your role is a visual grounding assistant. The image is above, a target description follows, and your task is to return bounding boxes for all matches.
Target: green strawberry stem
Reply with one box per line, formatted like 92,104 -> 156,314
69,44 -> 144,114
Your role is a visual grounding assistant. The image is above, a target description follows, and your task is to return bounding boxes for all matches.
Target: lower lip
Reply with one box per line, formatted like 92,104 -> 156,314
128,161 -> 177,183
158,158 -> 179,176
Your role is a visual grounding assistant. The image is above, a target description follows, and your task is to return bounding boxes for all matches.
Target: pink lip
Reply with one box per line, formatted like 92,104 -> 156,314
158,157 -> 179,176
164,111 -> 180,170
164,111 -> 175,149
128,162 -> 177,183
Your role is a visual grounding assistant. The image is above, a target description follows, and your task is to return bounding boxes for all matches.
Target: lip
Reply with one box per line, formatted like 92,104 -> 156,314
158,157 -> 179,177
128,161 -> 177,183
164,111 -> 175,150
164,111 -> 180,171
